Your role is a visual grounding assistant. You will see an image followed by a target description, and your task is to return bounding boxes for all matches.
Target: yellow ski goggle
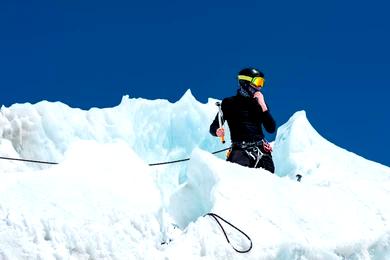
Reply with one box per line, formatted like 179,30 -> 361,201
238,75 -> 265,88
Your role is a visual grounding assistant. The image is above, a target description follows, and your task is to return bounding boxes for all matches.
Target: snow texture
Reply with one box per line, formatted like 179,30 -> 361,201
1,90 -> 390,259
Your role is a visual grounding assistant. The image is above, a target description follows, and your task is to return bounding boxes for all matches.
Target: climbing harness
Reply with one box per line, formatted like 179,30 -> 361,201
204,213 -> 253,253
244,145 -> 264,168
231,140 -> 271,166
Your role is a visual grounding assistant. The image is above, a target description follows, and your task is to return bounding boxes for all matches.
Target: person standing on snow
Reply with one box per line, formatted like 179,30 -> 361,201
209,68 -> 276,173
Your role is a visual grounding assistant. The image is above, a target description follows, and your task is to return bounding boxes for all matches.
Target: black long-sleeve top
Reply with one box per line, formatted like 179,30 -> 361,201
209,94 -> 276,143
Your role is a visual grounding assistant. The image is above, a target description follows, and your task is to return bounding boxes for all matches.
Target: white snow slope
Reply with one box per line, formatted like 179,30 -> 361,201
1,90 -> 390,260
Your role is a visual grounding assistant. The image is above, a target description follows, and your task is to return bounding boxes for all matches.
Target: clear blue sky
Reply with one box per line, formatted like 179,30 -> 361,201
1,0 -> 389,166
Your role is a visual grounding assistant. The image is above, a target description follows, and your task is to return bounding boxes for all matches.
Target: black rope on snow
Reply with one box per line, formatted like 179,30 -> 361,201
148,147 -> 231,166
204,212 -> 253,253
148,157 -> 190,166
0,147 -> 231,167
0,156 -> 58,165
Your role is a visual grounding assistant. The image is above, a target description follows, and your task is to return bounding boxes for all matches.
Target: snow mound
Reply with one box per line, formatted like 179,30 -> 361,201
1,92 -> 390,259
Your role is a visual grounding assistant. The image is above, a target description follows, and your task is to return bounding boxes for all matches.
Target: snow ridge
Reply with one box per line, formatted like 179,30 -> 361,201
1,92 -> 390,259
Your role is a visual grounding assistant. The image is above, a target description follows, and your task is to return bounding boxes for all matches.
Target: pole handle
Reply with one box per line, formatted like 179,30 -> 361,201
216,101 -> 225,143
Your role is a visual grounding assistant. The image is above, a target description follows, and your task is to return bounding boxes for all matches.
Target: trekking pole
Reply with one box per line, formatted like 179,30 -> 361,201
216,102 -> 225,144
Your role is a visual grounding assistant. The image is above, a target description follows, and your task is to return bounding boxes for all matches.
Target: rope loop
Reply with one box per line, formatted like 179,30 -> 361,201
204,212 -> 253,253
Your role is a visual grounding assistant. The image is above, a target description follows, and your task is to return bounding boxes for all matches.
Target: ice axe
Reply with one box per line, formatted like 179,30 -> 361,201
215,101 -> 225,144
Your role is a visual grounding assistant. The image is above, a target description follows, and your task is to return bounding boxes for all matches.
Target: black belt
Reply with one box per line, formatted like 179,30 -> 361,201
231,140 -> 263,149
